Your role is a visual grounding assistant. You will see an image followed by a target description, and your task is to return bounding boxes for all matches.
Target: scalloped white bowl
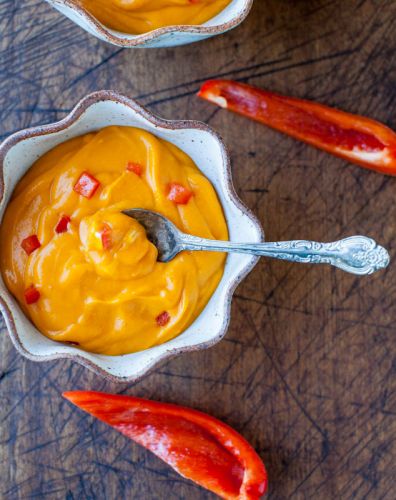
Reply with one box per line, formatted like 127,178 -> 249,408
0,91 -> 263,382
45,0 -> 253,47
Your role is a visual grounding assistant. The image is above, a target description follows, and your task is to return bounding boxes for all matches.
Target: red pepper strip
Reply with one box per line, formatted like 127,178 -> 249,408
168,182 -> 193,204
24,285 -> 40,305
73,171 -> 100,199
55,215 -> 71,234
63,392 -> 267,500
21,235 -> 41,255
198,80 -> 396,175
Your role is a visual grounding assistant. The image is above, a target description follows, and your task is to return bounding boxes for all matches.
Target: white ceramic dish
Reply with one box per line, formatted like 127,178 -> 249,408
45,0 -> 253,48
0,90 -> 263,382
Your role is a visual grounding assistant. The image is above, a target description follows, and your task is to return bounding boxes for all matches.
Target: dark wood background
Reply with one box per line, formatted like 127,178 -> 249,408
1,1 -> 395,498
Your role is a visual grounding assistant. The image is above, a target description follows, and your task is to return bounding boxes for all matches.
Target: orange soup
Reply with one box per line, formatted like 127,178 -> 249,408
0,126 -> 228,355
81,0 -> 232,34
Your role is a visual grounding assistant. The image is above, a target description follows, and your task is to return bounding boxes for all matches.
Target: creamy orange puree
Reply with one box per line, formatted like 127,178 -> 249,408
0,126 -> 228,355
80,0 -> 232,34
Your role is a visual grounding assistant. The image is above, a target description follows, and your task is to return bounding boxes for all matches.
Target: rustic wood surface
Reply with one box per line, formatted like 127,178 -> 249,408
1,1 -> 396,498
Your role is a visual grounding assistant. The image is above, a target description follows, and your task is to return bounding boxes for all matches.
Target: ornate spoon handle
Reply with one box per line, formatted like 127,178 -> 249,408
179,235 -> 390,275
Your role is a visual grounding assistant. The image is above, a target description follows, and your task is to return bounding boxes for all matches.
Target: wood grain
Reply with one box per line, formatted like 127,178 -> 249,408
1,1 -> 396,498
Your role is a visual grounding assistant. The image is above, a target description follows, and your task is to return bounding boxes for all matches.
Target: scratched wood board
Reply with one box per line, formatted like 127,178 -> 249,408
1,0 -> 395,498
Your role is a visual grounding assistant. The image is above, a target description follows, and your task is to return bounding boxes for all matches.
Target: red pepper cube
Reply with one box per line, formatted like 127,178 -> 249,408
101,223 -> 112,250
24,285 -> 40,305
21,235 -> 41,255
167,183 -> 193,205
126,162 -> 143,176
55,215 -> 71,234
156,311 -> 170,327
73,172 -> 100,199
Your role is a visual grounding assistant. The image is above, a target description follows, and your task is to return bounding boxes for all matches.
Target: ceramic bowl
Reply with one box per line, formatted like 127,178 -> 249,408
0,90 -> 263,382
45,0 -> 253,48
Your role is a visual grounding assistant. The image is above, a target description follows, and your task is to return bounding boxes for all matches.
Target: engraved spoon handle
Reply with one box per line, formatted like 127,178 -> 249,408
179,235 -> 390,275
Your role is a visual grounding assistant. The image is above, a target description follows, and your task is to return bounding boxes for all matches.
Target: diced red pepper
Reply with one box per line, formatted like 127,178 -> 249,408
63,392 -> 268,500
126,162 -> 143,176
24,285 -> 40,305
21,235 -> 41,255
156,311 -> 170,327
55,215 -> 71,234
168,183 -> 193,205
198,79 -> 396,175
100,223 -> 112,250
73,171 -> 100,199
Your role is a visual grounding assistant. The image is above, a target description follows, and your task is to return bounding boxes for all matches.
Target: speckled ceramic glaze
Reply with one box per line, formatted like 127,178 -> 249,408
45,0 -> 253,47
0,91 -> 263,382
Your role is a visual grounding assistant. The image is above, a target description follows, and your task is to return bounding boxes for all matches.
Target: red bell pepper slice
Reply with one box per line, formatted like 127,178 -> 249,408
126,162 -> 143,176
156,310 -> 170,326
168,182 -> 193,204
73,171 -> 100,199
24,285 -> 40,305
21,235 -> 41,255
55,215 -> 71,234
63,392 -> 267,499
198,80 -> 396,175
100,223 -> 112,250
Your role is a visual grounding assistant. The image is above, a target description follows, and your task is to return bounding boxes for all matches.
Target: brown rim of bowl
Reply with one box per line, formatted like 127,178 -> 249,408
0,90 -> 264,383
47,0 -> 254,47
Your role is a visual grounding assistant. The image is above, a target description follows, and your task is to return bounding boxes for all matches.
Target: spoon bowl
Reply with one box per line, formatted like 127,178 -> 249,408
123,209 -> 182,262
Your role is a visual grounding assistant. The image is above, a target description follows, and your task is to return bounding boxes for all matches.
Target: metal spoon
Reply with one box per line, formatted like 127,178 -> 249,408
123,209 -> 390,275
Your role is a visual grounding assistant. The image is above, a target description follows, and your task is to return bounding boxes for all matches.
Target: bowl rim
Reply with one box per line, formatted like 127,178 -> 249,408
46,0 -> 254,47
0,90 -> 264,382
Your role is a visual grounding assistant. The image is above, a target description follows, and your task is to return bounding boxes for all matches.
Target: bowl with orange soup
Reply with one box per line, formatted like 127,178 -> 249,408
0,91 -> 262,381
45,0 -> 253,47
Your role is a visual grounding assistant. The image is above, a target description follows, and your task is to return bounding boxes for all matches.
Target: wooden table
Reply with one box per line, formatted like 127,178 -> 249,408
1,1 -> 395,498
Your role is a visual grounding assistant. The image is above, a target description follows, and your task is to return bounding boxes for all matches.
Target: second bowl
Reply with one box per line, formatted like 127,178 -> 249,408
46,0 -> 254,48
